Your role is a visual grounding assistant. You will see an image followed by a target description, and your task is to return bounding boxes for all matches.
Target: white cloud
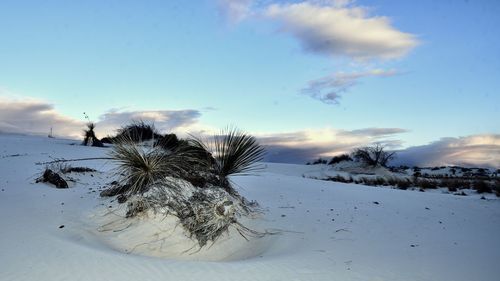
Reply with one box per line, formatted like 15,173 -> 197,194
0,97 -> 84,139
264,1 -> 418,60
0,96 -> 204,140
301,69 -> 398,103
395,135 -> 500,168
216,0 -> 255,23
94,109 -> 202,137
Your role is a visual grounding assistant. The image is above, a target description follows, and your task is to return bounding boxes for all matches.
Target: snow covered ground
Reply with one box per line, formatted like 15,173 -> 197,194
1,134 -> 499,281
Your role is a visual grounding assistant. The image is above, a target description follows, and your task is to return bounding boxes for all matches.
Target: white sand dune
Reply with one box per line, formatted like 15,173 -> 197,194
1,134 -> 499,281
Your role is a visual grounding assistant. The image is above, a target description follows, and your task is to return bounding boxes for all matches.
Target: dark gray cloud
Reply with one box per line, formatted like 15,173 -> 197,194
393,135 -> 500,168
258,127 -> 407,164
262,133 -> 500,168
301,69 -> 399,104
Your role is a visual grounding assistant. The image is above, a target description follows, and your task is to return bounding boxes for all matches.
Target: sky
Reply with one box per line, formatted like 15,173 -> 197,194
0,0 -> 499,167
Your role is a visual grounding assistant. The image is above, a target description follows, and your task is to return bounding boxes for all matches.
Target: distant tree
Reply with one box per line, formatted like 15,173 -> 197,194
352,144 -> 396,167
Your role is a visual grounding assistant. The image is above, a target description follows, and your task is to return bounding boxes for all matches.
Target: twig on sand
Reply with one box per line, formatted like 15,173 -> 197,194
35,157 -> 112,165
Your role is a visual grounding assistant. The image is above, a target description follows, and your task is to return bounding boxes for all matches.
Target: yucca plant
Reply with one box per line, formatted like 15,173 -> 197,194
82,123 -> 103,147
109,139 -> 168,195
115,120 -> 160,143
109,136 -> 209,195
190,127 -> 265,192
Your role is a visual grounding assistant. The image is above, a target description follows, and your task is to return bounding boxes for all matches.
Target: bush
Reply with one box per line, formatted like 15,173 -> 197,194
190,127 -> 265,194
472,180 -> 492,194
352,144 -> 396,167
115,121 -> 162,143
325,175 -> 353,183
155,133 -> 181,151
311,158 -> 328,165
396,179 -> 412,190
415,179 -> 438,189
328,154 -> 352,165
82,123 -> 103,147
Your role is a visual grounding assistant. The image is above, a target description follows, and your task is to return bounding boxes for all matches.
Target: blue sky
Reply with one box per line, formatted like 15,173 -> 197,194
0,0 -> 499,166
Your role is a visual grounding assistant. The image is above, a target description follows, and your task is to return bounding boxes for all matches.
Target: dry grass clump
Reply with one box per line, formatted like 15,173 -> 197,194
125,179 -> 267,248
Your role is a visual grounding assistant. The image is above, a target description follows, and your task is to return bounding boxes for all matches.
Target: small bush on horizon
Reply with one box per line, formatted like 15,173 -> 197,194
328,154 -> 352,165
115,120 -> 161,143
310,158 -> 328,165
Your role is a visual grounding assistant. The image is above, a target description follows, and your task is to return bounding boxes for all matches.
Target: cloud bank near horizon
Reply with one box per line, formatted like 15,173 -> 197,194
393,135 -> 500,168
0,97 -> 203,139
261,131 -> 500,168
0,96 -> 497,168
94,109 -> 202,137
0,97 -> 84,138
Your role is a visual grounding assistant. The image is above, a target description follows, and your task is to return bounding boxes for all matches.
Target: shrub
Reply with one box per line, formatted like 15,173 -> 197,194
108,136 -> 202,195
115,121 -> 162,143
396,179 -> 412,190
352,144 -> 396,167
101,136 -> 114,144
190,127 -> 265,194
109,139 -> 171,194
104,126 -> 269,250
328,154 -> 352,165
472,180 -> 492,194
311,158 -> 328,165
82,123 -> 103,147
415,179 -> 438,189
155,133 -> 181,151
